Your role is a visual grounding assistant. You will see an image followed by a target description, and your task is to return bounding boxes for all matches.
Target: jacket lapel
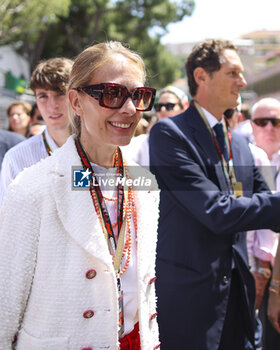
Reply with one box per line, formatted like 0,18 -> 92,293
185,106 -> 229,192
231,133 -> 242,179
50,136 -> 113,268
188,108 -> 219,163
50,136 -> 159,275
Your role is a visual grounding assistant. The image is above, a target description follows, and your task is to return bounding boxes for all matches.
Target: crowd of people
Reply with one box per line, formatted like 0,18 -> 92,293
0,38 -> 280,350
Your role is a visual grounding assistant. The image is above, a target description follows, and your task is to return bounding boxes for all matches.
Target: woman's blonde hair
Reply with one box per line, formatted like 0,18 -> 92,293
67,41 -> 146,135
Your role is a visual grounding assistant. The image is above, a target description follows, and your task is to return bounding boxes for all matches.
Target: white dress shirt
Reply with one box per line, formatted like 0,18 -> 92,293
201,106 -> 223,129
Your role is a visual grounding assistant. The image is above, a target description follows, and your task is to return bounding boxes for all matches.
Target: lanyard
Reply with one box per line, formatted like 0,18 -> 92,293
274,167 -> 280,185
192,100 -> 240,195
42,130 -> 53,156
75,137 -> 127,272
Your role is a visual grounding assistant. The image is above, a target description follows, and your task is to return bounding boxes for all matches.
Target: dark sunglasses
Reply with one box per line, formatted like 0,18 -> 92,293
76,83 -> 156,112
154,102 -> 179,112
252,118 -> 280,128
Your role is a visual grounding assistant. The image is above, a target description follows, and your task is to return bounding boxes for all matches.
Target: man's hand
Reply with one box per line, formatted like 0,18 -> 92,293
253,272 -> 269,309
268,291 -> 280,333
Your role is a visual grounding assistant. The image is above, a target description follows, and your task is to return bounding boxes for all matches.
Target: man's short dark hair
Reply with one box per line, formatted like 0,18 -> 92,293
30,57 -> 73,94
185,39 -> 237,97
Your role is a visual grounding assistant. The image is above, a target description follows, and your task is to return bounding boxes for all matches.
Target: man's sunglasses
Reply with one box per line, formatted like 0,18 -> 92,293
76,83 -> 156,112
252,118 -> 280,128
154,102 -> 179,112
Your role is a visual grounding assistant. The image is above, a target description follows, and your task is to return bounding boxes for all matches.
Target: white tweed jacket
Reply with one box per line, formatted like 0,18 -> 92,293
0,136 -> 160,350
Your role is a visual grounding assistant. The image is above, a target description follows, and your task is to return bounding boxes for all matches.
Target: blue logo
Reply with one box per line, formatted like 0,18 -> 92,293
72,168 -> 91,188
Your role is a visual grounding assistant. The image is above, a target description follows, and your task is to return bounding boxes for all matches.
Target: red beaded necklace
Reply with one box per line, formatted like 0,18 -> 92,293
120,161 -> 138,275
75,137 -> 137,274
91,163 -> 137,274
42,130 -> 53,156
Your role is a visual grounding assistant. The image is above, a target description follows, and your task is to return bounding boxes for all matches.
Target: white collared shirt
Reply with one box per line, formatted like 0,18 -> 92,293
201,106 -> 224,129
0,127 -> 58,206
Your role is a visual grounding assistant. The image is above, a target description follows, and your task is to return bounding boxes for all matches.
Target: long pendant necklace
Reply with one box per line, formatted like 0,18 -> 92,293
75,137 -> 138,336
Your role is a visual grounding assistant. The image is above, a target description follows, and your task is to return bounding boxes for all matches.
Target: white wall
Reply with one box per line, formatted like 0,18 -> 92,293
0,45 -> 30,87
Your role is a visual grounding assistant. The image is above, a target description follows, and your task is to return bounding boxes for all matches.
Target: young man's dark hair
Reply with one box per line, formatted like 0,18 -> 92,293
30,57 -> 73,94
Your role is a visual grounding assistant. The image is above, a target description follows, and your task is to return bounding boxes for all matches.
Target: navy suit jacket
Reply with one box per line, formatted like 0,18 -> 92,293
149,105 -> 280,350
0,129 -> 25,170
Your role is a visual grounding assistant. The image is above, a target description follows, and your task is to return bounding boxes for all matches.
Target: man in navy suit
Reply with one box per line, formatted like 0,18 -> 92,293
149,39 -> 280,350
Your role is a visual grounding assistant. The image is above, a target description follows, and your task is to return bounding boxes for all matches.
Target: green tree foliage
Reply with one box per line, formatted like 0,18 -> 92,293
0,0 -> 194,88
136,36 -> 184,88
0,0 -> 71,70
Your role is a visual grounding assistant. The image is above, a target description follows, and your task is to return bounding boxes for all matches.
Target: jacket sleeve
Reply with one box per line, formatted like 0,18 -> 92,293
0,179 -> 40,349
149,119 -> 280,235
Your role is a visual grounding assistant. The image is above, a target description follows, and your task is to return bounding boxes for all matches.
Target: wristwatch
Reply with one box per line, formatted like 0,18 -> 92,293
256,267 -> 271,279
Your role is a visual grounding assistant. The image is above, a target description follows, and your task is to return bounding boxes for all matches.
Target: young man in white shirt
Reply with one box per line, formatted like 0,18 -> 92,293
0,57 -> 73,206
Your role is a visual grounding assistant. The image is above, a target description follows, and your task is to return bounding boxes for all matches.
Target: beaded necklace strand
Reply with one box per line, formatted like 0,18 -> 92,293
92,153 -> 137,275
42,130 -> 53,156
75,138 -> 138,336
75,137 -> 137,274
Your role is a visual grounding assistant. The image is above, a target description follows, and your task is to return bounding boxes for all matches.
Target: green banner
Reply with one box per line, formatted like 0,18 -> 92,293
5,71 -> 29,94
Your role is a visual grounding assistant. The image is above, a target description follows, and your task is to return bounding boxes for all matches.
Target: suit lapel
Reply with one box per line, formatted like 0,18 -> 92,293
187,106 -> 219,162
231,133 -> 242,180
50,136 -> 113,269
185,106 -> 229,192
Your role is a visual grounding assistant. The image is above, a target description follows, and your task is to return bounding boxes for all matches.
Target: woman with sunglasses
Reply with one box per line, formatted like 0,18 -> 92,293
154,85 -> 189,120
122,85 -> 188,167
0,41 -> 160,350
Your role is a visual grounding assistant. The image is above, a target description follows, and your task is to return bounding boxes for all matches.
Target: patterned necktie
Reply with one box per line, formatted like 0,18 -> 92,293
213,123 -> 230,163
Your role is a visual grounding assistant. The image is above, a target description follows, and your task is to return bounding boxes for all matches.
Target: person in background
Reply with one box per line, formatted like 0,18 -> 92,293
249,97 -> 280,350
6,101 -> 31,137
0,40 -> 159,350
154,85 -> 189,120
235,103 -> 253,142
268,238 -> 280,334
224,107 -> 241,130
224,95 -> 242,130
0,129 -> 25,171
27,122 -> 46,137
149,38 -> 280,350
30,102 -> 45,124
122,85 -> 188,167
133,117 -> 150,136
0,57 -> 73,206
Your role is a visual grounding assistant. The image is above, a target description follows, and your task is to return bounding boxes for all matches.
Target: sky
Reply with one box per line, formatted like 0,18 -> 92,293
161,0 -> 280,44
